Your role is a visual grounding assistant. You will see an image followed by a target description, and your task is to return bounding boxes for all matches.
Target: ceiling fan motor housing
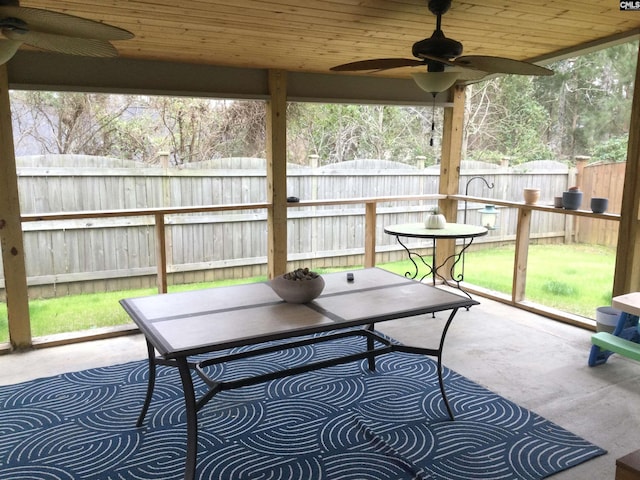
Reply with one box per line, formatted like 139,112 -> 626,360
428,0 -> 452,16
412,33 -> 463,61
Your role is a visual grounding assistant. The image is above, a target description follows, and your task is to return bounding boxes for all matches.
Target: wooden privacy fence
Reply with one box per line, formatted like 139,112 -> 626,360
1,155 -> 622,298
576,161 -> 624,246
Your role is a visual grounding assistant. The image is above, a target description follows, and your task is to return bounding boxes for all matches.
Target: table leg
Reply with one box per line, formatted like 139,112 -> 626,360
177,357 -> 199,480
395,308 -> 458,420
137,339 -> 157,427
366,323 -> 376,371
394,234 -> 472,308
436,356 -> 454,420
437,308 -> 458,421
434,238 -> 476,302
432,239 -> 437,287
395,235 -> 435,282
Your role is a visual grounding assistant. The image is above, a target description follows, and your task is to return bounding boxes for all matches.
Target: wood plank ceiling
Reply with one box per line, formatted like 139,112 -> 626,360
16,1 -> 640,80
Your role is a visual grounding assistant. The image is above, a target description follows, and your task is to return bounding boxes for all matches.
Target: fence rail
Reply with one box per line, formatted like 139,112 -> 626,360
8,194 -> 619,340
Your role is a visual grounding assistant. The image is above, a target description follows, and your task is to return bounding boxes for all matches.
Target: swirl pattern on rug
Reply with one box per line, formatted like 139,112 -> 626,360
0,333 -> 604,479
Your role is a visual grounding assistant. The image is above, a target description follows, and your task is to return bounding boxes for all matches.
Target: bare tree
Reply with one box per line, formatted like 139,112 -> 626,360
12,91 -> 134,156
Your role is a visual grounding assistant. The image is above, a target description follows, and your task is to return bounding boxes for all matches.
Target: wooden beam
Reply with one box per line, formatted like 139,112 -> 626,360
439,85 -> 466,197
526,29 -> 640,68
513,208 -> 532,302
267,70 -> 288,279
364,201 -> 376,268
0,64 -> 30,349
614,46 -> 640,295
8,52 -> 449,107
154,213 -> 168,294
436,85 -> 466,277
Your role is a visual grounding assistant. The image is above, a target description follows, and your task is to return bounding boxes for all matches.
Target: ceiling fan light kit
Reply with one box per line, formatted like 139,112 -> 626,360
0,38 -> 19,64
330,0 -> 553,94
0,0 -> 133,64
412,71 -> 460,94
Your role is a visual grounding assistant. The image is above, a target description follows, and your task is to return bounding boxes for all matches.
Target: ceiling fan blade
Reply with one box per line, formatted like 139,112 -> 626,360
4,30 -> 118,56
448,67 -> 489,82
0,6 -> 133,40
331,58 -> 424,72
452,56 -> 553,76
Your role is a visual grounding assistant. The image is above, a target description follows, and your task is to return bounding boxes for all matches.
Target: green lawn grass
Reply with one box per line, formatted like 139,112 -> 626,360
376,243 -> 615,318
0,244 -> 616,343
0,276 -> 267,343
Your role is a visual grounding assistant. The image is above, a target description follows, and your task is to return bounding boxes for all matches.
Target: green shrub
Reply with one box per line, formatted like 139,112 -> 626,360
590,136 -> 628,163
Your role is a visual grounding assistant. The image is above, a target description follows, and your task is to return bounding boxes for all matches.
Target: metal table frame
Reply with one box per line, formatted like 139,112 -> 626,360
120,268 -> 477,480
384,223 -> 488,300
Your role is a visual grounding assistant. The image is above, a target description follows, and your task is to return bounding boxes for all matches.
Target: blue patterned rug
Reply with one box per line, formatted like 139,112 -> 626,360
0,333 -> 605,479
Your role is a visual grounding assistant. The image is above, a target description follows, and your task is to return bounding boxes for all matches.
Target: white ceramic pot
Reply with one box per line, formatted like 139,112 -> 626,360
425,213 -> 446,229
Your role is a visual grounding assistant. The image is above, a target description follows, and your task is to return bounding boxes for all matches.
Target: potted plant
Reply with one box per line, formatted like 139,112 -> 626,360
523,187 -> 540,205
425,207 -> 446,229
562,186 -> 583,210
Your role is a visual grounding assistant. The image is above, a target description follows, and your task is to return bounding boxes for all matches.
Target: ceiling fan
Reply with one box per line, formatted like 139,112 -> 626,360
0,0 -> 133,65
330,0 -> 553,93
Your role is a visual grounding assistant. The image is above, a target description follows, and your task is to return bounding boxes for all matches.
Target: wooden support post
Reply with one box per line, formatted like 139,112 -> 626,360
437,85 -> 465,278
364,201 -> 376,268
513,207 -> 532,303
267,70 -> 288,279
0,64 -> 30,349
154,213 -> 168,293
614,46 -> 640,295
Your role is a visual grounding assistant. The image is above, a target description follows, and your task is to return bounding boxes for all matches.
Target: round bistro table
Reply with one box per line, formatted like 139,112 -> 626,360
384,222 -> 488,300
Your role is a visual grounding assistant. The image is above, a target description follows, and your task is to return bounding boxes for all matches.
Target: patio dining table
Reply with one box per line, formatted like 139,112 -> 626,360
120,267 -> 477,480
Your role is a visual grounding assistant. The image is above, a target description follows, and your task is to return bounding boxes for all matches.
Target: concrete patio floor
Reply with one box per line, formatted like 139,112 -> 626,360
2,295 -> 639,479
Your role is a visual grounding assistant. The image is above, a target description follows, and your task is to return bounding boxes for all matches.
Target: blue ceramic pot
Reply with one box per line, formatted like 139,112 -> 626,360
562,191 -> 583,210
590,197 -> 608,214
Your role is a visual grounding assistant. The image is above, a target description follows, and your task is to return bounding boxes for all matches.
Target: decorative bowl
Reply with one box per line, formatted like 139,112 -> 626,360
270,268 -> 325,303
